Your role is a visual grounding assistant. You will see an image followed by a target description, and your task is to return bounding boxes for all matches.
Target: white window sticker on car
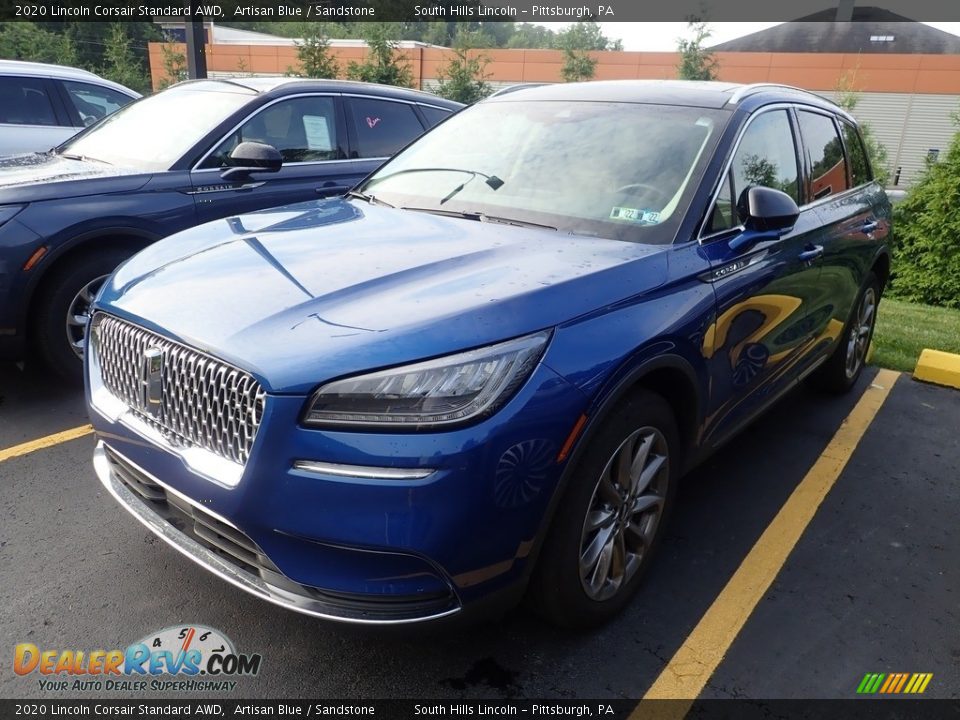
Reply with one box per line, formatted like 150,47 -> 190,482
610,207 -> 661,224
303,115 -> 332,151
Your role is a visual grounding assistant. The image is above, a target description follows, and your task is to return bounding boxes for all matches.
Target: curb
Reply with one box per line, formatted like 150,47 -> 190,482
913,349 -> 960,390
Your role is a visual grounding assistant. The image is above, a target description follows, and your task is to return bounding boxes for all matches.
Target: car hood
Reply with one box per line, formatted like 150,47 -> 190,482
99,199 -> 670,394
0,152 -> 148,203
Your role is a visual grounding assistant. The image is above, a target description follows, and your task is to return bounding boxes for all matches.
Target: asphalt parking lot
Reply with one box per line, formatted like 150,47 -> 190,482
1,362 -> 957,702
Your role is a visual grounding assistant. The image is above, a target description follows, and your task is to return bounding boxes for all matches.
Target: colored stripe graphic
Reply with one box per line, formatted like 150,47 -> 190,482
857,673 -> 932,694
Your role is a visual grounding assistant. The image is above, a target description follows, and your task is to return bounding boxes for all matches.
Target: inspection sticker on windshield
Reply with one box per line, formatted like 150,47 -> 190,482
610,206 -> 660,224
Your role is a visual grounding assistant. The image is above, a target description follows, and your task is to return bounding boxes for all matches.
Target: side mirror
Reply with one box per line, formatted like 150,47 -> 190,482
728,186 -> 800,252
738,185 -> 799,232
220,142 -> 282,180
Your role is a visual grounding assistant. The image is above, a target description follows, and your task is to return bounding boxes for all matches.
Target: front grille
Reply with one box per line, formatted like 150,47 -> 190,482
92,313 -> 266,466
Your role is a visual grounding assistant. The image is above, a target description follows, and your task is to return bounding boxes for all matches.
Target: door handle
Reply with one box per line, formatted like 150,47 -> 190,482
861,219 -> 879,234
798,245 -> 824,262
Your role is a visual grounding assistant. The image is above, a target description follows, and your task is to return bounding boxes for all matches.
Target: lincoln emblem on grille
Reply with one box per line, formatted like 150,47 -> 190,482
140,347 -> 163,417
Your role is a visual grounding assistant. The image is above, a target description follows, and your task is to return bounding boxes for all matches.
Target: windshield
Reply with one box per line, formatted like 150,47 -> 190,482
60,84 -> 255,171
362,100 -> 726,243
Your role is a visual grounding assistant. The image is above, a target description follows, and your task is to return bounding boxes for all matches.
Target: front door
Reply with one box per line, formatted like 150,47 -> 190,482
189,94 -> 369,224
700,107 -> 830,446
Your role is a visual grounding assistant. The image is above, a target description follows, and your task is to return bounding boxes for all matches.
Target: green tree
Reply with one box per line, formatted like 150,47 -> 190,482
555,22 -> 611,82
292,23 -> 340,79
0,23 -> 78,66
100,24 -> 150,93
346,23 -> 413,87
506,23 -> 556,49
435,32 -> 492,104
556,21 -> 622,51
158,43 -> 187,90
677,19 -> 718,81
835,70 -> 890,186
888,113 -> 960,307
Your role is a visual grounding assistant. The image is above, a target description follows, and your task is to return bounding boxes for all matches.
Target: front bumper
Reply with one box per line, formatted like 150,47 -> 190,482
90,358 -> 589,624
94,442 -> 458,624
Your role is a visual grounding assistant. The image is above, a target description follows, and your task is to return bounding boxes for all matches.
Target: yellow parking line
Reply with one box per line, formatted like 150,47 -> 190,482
633,369 -> 899,716
0,424 -> 94,463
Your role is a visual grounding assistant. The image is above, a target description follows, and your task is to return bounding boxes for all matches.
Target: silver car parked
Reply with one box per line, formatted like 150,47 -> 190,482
0,60 -> 140,156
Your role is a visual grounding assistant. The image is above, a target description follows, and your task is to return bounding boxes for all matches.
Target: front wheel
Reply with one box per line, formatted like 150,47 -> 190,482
529,389 -> 679,628
810,272 -> 880,394
33,249 -> 133,381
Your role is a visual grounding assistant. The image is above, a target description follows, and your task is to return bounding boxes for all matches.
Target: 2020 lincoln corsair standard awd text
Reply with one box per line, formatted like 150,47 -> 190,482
86,81 -> 891,628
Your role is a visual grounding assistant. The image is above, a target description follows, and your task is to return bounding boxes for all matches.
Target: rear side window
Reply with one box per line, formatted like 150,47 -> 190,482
0,77 -> 58,126
706,109 -> 800,234
347,98 -> 425,158
840,120 -> 871,187
62,81 -> 134,127
419,105 -> 453,127
798,111 -> 849,200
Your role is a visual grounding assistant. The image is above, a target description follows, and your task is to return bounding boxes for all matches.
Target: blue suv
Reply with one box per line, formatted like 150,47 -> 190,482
86,81 -> 890,628
0,78 -> 460,378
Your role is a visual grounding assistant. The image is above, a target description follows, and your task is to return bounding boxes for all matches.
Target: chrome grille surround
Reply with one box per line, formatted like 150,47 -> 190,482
91,313 -> 266,467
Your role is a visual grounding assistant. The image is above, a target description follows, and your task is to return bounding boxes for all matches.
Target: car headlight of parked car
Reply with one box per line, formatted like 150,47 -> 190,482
303,330 -> 551,429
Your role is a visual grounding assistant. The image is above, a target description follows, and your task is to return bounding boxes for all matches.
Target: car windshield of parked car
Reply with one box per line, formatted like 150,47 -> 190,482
59,84 -> 255,171
361,100 -> 725,243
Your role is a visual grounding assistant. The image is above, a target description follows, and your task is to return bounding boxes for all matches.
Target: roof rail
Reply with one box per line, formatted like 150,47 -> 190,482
489,83 -> 548,98
726,83 -> 823,106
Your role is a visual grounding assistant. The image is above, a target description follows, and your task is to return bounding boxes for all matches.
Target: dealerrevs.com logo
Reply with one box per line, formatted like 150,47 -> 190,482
13,625 -> 262,692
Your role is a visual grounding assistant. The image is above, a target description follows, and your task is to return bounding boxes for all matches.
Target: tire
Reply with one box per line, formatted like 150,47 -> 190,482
33,248 -> 133,381
810,272 -> 881,395
528,389 -> 680,629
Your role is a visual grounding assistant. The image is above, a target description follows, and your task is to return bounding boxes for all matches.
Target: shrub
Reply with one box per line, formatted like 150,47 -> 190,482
889,114 -> 960,308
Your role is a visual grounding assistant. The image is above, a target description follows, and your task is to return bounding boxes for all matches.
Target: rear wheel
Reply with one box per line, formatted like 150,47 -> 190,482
529,389 -> 679,628
811,272 -> 880,394
33,248 -> 133,381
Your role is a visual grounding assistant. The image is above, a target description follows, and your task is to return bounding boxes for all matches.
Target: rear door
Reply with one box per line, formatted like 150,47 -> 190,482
343,95 -> 428,165
804,112 -> 890,339
700,106 -> 830,444
189,93 -> 365,224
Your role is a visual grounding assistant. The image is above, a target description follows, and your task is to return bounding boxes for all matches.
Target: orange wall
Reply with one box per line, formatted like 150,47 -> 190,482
148,42 -> 960,94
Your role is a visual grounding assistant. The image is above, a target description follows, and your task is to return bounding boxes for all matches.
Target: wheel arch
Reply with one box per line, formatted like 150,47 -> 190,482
22,228 -> 159,333
870,249 -> 891,293
522,349 -> 705,585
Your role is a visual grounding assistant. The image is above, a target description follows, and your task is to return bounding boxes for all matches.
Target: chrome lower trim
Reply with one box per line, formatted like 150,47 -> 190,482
293,460 -> 435,480
94,442 -> 460,625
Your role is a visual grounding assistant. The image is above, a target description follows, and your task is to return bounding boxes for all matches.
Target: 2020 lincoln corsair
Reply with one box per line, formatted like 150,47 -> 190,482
86,81 -> 890,628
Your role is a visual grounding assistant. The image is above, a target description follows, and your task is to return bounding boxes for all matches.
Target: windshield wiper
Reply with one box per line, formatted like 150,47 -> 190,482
345,189 -> 395,208
401,206 -> 556,231
58,152 -> 111,165
370,167 -> 504,206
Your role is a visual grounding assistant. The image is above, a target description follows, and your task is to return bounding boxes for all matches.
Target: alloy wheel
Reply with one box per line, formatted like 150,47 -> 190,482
845,287 -> 877,379
579,426 -> 669,602
65,274 -> 109,359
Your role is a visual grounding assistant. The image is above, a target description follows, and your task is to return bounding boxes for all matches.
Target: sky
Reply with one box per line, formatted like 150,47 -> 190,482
533,22 -> 960,51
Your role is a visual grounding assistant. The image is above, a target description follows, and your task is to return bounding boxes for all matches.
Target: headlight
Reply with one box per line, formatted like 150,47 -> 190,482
303,330 -> 551,429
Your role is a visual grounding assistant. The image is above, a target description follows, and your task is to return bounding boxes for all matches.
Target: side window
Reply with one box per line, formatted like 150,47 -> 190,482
798,111 -> 849,200
840,120 -> 871,187
706,109 -> 799,234
419,105 -> 452,127
201,96 -> 340,168
62,81 -> 134,127
0,77 -> 58,126
347,98 -> 425,158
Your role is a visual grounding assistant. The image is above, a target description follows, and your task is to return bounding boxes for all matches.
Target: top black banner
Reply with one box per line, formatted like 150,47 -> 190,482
3,0 -> 960,23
